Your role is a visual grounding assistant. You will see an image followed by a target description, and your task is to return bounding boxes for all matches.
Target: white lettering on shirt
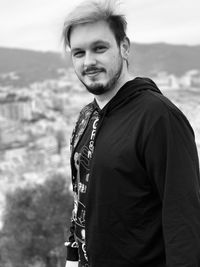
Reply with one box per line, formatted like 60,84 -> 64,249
87,117 -> 99,158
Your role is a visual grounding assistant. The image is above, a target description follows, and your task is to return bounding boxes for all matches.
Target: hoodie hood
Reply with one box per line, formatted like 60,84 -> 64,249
96,77 -> 162,116
71,77 -> 162,153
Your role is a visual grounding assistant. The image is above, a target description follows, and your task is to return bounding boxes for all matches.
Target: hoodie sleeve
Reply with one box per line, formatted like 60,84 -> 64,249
143,109 -> 200,266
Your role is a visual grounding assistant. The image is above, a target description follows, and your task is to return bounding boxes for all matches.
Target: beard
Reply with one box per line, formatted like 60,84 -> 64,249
78,58 -> 123,96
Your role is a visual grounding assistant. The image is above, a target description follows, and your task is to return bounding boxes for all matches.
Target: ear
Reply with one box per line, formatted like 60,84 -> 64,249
120,36 -> 130,61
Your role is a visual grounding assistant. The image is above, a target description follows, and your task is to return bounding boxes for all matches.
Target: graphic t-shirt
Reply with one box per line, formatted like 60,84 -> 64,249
73,109 -> 99,267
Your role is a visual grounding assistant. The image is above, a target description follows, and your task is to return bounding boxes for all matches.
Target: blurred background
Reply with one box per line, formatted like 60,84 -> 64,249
0,0 -> 200,266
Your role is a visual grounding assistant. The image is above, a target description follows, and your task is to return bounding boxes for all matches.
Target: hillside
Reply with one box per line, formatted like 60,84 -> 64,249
129,43 -> 200,76
0,47 -> 71,86
0,43 -> 200,87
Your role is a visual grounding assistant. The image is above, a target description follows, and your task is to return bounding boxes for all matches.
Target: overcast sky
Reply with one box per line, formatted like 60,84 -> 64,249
0,0 -> 200,52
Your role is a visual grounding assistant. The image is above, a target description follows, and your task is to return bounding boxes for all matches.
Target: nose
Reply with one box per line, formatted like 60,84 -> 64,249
84,51 -> 96,67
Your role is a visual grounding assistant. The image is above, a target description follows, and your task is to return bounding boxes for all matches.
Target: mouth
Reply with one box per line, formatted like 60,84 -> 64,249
83,68 -> 104,77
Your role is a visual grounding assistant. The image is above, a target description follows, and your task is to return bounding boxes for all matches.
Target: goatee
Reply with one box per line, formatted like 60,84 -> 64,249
83,63 -> 123,96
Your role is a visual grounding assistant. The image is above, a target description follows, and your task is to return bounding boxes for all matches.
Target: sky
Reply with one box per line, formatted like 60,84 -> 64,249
0,0 -> 200,52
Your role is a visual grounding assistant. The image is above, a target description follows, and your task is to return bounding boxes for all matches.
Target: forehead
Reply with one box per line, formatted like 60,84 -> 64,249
70,20 -> 117,49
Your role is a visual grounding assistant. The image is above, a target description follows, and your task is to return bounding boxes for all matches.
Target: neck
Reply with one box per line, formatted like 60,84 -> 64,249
94,72 -> 134,109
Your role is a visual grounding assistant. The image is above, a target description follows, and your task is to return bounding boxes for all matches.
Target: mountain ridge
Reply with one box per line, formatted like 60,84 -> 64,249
0,43 -> 200,87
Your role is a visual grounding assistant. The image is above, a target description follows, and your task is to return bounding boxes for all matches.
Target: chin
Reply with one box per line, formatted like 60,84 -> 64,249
85,82 -> 109,95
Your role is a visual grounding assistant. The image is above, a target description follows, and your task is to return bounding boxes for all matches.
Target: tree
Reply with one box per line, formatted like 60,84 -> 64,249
0,174 -> 73,267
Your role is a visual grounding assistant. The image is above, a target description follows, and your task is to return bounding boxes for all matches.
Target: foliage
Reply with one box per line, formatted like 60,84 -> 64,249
0,174 -> 73,267
55,129 -> 67,154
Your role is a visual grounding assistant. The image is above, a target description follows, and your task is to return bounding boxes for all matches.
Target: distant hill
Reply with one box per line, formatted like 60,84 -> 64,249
0,43 -> 200,87
0,47 -> 71,87
130,43 -> 200,76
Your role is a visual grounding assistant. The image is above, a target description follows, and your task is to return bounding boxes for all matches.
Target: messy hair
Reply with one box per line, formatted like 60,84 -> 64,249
62,0 -> 127,48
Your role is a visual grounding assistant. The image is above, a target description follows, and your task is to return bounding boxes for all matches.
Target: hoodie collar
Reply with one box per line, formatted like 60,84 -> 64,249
93,77 -> 162,116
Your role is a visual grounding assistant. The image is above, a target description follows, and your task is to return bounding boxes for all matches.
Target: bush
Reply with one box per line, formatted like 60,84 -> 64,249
0,174 -> 73,267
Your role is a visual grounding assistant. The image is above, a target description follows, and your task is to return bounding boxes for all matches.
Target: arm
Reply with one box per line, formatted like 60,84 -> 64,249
144,111 -> 200,266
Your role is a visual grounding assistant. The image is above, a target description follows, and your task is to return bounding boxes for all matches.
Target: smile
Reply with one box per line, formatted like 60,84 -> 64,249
87,72 -> 101,77
84,69 -> 104,77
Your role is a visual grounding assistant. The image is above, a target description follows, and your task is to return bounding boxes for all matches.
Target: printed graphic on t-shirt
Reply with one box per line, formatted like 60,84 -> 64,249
73,150 -> 88,262
73,111 -> 99,265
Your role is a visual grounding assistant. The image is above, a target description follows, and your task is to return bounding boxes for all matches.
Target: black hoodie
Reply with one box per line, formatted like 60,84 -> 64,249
67,77 -> 200,267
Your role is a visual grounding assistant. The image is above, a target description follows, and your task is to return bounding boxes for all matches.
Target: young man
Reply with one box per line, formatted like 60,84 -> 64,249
62,1 -> 200,266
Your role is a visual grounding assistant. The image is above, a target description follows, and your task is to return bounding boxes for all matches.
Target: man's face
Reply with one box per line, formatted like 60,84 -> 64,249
69,20 -> 124,95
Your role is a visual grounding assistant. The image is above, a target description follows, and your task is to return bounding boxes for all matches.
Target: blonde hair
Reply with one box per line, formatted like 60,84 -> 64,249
62,0 -> 127,48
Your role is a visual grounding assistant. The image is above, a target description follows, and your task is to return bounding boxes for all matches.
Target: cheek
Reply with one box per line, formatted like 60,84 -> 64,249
107,54 -> 122,71
109,50 -> 122,64
72,59 -> 82,74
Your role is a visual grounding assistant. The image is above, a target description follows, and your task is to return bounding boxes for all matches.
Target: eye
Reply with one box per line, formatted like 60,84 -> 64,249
95,46 -> 107,53
73,51 -> 85,58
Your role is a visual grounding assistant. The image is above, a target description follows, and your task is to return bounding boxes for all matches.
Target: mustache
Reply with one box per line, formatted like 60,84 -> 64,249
82,67 -> 105,75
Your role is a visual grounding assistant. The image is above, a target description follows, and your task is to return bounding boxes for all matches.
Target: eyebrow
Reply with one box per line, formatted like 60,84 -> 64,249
92,40 -> 110,46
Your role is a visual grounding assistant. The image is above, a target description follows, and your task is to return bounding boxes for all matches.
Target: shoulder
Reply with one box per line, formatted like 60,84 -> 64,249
139,89 -> 187,122
139,89 -> 194,137
80,102 -> 94,116
75,101 -> 95,129
76,101 -> 95,125
142,90 -> 178,115
70,101 -> 95,149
